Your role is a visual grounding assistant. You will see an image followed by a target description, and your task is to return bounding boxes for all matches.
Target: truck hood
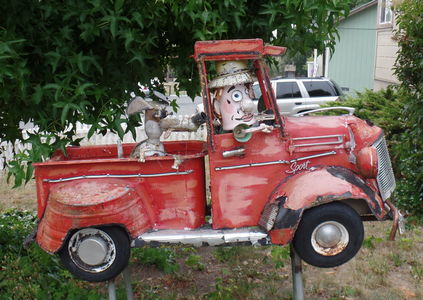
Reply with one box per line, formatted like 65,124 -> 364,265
283,115 -> 383,147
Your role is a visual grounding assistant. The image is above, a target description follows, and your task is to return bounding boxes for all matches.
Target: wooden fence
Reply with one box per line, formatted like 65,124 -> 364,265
0,116 -> 206,170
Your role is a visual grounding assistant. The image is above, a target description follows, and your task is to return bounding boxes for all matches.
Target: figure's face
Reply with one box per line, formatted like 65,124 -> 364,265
214,83 -> 256,131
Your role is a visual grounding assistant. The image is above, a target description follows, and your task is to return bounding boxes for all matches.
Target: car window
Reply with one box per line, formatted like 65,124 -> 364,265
252,84 -> 261,100
276,82 -> 302,98
303,81 -> 337,97
330,80 -> 343,96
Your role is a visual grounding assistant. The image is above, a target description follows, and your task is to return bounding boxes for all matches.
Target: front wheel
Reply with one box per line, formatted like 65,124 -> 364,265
59,226 -> 130,282
292,202 -> 364,268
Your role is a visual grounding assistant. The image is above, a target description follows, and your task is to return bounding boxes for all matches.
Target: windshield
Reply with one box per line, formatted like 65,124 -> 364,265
252,83 -> 262,100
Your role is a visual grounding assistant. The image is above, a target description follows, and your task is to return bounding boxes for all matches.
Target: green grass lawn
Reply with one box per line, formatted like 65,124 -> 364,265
1,174 -> 421,300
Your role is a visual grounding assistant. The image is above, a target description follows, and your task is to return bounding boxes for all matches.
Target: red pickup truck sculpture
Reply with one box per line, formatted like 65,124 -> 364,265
32,39 -> 401,282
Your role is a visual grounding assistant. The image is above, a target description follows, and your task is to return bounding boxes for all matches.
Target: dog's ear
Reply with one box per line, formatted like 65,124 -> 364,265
213,99 -> 221,116
212,89 -> 222,117
127,96 -> 154,115
152,90 -> 170,105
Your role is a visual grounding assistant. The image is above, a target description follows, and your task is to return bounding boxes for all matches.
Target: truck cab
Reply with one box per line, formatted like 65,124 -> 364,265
33,39 -> 401,282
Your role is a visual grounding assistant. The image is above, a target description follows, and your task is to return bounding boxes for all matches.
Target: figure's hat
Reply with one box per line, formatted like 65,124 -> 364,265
209,60 -> 254,89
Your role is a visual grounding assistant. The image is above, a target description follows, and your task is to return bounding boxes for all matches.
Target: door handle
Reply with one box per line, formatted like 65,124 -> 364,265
222,147 -> 245,158
295,102 -> 303,105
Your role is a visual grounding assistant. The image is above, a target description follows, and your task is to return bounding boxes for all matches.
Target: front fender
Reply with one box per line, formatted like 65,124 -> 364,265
36,179 -> 151,253
266,166 -> 386,244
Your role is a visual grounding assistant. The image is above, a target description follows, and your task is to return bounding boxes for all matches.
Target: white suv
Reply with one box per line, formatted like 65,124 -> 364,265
253,77 -> 342,115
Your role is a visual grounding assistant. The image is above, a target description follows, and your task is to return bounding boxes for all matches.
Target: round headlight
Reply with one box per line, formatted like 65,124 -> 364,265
356,146 -> 378,178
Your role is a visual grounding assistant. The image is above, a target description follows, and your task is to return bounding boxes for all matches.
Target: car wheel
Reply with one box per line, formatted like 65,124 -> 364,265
292,202 -> 364,268
59,226 -> 130,282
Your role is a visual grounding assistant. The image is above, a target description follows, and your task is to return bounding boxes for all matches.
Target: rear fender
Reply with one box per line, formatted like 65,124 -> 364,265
266,166 -> 385,245
36,179 -> 151,253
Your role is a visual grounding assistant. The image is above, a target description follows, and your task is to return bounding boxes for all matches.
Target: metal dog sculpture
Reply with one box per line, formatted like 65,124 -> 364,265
127,91 -> 206,162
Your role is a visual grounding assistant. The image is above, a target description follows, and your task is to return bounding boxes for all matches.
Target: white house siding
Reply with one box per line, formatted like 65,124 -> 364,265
374,0 -> 399,90
374,28 -> 399,90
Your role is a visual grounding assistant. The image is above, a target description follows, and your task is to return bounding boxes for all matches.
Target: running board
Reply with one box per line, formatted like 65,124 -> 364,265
132,227 -> 270,247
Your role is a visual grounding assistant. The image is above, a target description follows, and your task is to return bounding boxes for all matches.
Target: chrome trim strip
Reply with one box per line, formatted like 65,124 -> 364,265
289,151 -> 336,162
374,135 -> 396,200
135,228 -> 270,247
215,160 -> 289,171
292,135 -> 344,147
215,151 -> 336,171
43,170 -> 194,183
222,148 -> 246,158
294,107 -> 355,116
292,135 -> 343,141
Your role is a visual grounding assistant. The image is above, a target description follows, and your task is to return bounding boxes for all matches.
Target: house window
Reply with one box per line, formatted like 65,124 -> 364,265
380,0 -> 392,24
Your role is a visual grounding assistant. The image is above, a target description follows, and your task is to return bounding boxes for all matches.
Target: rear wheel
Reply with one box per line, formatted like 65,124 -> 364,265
59,226 -> 130,282
293,202 -> 364,268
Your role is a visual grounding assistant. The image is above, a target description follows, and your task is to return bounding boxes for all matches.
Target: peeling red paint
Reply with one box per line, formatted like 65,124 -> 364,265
32,39 -> 398,255
269,228 -> 295,245
34,141 -> 206,252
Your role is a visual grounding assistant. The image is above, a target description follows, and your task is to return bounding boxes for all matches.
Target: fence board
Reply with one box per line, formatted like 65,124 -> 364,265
0,117 -> 206,170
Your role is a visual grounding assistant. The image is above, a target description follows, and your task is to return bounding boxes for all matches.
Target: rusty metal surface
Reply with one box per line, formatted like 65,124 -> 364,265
209,130 -> 288,229
208,112 -> 387,230
36,179 -> 150,253
316,240 -> 348,256
32,39 -> 400,256
269,166 -> 385,216
311,221 -> 349,256
273,207 -> 303,230
194,39 -> 286,62
50,181 -> 131,206
269,228 -> 295,245
356,146 -> 378,178
385,199 -> 400,241
34,141 -> 207,252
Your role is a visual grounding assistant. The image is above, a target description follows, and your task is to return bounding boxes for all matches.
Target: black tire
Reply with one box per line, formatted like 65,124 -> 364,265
59,226 -> 130,282
292,202 -> 364,268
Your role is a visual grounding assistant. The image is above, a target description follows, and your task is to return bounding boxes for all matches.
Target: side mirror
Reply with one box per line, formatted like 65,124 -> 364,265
233,123 -> 274,142
233,123 -> 252,143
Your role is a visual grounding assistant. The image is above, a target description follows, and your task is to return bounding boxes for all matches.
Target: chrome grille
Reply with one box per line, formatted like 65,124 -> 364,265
374,135 -> 396,200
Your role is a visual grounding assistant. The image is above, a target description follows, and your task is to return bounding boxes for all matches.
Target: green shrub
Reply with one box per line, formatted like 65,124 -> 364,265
393,0 -> 423,217
392,128 -> 423,217
0,209 -> 100,300
330,88 -> 405,141
325,88 -> 406,160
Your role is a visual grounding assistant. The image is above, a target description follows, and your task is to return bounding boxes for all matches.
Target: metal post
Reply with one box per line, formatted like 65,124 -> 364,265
108,279 -> 117,300
290,244 -> 305,300
123,267 -> 134,300
107,267 -> 134,300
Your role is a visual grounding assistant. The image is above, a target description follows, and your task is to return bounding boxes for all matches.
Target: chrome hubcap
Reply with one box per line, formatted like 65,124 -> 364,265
68,228 -> 116,273
311,221 -> 349,256
78,236 -> 108,265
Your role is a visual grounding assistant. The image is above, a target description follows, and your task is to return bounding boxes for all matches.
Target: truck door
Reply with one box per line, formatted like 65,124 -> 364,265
207,129 -> 288,229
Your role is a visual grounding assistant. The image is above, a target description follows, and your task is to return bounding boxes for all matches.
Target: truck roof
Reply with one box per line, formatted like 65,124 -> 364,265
193,39 -> 286,61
